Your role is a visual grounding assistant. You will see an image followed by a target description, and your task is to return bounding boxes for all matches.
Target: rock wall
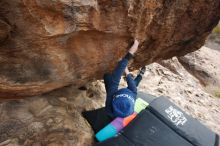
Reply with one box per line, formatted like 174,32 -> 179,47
178,46 -> 220,95
0,0 -> 219,98
0,46 -> 219,146
0,83 -> 104,146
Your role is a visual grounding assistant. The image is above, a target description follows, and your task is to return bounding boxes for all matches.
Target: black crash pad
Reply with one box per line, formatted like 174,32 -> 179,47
137,91 -> 157,104
121,109 -> 193,146
94,135 -> 134,146
149,96 -> 218,146
82,107 -> 114,133
94,109 -> 193,146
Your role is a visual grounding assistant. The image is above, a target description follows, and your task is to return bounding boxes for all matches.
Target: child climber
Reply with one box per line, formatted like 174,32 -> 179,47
104,39 -> 146,118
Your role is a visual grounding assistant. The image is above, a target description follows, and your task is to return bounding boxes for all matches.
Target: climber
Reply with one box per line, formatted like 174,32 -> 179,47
104,39 -> 146,118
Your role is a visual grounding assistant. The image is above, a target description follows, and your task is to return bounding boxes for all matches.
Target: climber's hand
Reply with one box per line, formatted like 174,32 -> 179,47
125,66 -> 130,76
129,39 -> 139,55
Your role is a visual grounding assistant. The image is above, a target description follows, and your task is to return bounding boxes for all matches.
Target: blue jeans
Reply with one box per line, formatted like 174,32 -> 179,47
103,57 -> 143,117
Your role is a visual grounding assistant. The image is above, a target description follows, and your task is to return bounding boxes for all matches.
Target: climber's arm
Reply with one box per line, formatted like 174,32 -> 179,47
111,53 -> 132,87
111,39 -> 139,85
104,55 -> 133,117
125,67 -> 137,95
104,39 -> 139,117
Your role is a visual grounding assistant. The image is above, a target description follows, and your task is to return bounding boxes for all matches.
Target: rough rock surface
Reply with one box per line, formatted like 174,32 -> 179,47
0,82 -> 105,146
0,46 -> 219,146
178,46 -> 220,95
0,0 -> 219,98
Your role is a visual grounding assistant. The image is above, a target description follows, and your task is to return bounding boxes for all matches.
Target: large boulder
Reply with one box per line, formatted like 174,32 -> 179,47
1,48 -> 220,146
0,82 -> 105,146
0,0 -> 219,98
178,46 -> 220,95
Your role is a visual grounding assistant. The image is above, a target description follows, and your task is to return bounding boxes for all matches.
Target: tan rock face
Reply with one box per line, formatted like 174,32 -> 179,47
0,0 -> 219,98
0,47 -> 219,145
0,82 -> 105,146
178,47 -> 220,95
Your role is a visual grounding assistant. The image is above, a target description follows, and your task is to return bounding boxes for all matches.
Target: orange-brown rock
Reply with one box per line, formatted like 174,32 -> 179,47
0,0 -> 219,98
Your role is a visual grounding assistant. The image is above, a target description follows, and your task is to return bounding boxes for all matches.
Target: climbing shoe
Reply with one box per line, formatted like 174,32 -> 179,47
138,66 -> 146,76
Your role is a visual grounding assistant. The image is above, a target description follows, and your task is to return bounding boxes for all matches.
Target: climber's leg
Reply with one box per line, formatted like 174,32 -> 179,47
134,66 -> 146,87
134,75 -> 142,87
126,74 -> 137,95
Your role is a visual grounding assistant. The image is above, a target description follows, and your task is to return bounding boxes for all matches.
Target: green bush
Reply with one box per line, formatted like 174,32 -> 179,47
213,24 -> 220,34
215,91 -> 220,99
